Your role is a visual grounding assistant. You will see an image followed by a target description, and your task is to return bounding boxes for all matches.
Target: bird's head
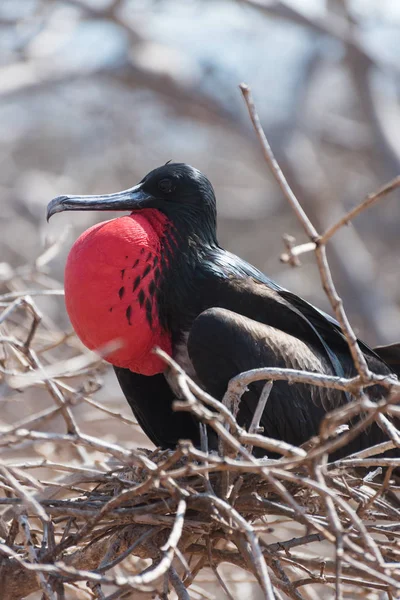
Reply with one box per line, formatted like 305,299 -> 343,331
47,163 -> 217,246
46,163 -> 217,376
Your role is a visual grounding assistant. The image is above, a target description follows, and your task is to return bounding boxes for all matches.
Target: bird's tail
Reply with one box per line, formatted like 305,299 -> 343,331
373,343 -> 400,378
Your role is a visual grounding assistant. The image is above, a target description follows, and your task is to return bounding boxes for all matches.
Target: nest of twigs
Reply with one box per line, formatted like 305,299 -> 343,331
2,438 -> 400,600
1,439 -> 400,600
0,251 -> 399,600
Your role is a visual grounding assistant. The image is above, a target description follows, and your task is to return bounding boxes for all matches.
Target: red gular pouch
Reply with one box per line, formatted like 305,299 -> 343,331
64,210 -> 172,375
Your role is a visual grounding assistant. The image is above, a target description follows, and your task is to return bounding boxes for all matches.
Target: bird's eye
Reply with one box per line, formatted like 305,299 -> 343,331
158,178 -> 173,194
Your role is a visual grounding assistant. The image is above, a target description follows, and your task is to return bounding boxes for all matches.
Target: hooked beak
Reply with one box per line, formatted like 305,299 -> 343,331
46,184 -> 152,222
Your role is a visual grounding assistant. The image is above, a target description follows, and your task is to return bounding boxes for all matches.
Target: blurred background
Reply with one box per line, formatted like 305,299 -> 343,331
1,1 -> 400,598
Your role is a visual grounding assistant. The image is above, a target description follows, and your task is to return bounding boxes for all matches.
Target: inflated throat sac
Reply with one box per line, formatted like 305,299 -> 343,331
64,211 -> 172,375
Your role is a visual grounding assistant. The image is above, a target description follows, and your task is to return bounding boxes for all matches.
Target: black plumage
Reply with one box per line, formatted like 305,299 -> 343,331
47,163 -> 400,458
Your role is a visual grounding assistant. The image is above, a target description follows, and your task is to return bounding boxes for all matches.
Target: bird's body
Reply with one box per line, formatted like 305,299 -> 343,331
47,163 -> 400,457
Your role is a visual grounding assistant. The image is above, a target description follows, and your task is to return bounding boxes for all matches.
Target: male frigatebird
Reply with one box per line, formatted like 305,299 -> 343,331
47,163 -> 399,457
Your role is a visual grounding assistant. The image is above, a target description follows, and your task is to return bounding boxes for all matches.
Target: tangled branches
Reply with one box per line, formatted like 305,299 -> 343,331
0,338 -> 400,599
0,87 -> 400,600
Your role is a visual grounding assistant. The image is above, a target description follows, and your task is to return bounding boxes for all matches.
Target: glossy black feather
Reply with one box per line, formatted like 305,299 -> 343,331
188,307 -> 394,458
54,163 -> 398,456
117,164 -> 397,454
115,243 -> 395,456
203,247 -> 379,367
114,367 -> 200,448
373,343 -> 400,377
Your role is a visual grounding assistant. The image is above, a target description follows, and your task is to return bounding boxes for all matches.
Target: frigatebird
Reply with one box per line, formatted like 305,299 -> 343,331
47,163 -> 400,457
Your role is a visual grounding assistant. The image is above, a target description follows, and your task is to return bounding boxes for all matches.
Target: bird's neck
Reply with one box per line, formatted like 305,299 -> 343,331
64,208 -> 215,376
155,219 -> 218,339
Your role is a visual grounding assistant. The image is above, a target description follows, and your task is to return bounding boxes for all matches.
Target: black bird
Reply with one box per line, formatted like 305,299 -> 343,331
47,163 -> 400,457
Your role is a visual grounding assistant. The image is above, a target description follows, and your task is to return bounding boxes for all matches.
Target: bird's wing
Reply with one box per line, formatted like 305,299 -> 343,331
113,367 -> 201,449
188,308 -> 393,456
201,248 -> 387,379
373,343 -> 400,377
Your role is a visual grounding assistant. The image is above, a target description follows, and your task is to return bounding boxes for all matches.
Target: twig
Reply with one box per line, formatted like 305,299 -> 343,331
240,82 -> 381,380
320,176 -> 400,245
168,566 -> 191,600
246,381 -> 272,453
